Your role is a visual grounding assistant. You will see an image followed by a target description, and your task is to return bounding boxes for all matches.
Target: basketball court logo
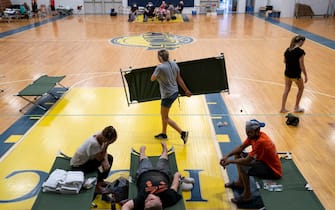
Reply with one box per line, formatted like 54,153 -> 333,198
110,32 -> 194,50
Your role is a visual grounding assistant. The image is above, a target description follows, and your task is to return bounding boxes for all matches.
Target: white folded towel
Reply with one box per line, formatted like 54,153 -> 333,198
42,169 -> 67,190
42,169 -> 84,194
63,171 -> 84,185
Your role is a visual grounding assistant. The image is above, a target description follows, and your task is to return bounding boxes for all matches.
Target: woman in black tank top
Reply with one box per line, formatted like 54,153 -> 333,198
280,35 -> 308,113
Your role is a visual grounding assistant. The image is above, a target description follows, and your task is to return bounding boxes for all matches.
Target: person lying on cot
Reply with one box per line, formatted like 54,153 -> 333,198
220,119 -> 282,204
122,142 -> 182,210
70,125 -> 117,194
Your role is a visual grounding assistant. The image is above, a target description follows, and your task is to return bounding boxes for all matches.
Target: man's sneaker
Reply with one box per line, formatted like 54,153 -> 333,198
181,131 -> 189,144
154,133 -> 168,140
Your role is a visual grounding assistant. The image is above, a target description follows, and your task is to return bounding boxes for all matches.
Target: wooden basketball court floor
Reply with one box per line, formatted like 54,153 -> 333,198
0,13 -> 334,210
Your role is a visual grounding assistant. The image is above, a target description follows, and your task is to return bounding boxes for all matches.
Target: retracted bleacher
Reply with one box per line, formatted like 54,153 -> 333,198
121,53 -> 229,105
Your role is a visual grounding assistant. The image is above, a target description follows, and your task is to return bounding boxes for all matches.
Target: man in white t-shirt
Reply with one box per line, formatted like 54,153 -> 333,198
71,125 -> 117,193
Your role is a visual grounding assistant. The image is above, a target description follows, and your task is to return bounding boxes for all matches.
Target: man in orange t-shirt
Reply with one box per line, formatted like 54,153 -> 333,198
220,119 -> 282,204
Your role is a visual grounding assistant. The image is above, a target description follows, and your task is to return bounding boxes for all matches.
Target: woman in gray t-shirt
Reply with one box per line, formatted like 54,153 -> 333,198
151,49 -> 192,144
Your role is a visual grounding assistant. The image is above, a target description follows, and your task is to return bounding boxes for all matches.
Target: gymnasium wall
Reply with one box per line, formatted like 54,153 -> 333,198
127,0 -> 194,7
9,0 -> 334,17
297,0 -> 333,15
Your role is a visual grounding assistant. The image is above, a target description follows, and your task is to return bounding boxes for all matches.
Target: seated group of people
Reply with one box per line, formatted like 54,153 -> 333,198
3,0 -> 58,19
128,0 -> 184,22
70,125 -> 183,209
70,117 -> 283,208
0,2 -> 32,19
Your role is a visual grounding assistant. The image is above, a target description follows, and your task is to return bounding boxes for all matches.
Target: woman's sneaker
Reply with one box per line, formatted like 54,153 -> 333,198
155,133 -> 168,139
181,131 -> 189,144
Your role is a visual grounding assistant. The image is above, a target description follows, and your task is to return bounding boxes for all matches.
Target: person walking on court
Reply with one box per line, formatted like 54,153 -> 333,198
70,125 -> 117,194
220,119 -> 282,204
151,49 -> 192,144
280,35 -> 308,113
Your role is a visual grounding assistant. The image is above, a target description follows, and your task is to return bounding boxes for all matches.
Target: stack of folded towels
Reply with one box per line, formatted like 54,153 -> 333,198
42,169 -> 84,194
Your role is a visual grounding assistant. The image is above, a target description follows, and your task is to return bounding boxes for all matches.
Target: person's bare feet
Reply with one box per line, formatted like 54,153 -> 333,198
231,196 -> 252,204
140,146 -> 146,153
280,108 -> 289,113
95,183 -> 108,194
161,142 -> 167,152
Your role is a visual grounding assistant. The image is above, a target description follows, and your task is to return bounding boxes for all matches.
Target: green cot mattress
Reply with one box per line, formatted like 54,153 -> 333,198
31,157 -> 97,210
257,158 -> 325,210
129,149 -> 186,210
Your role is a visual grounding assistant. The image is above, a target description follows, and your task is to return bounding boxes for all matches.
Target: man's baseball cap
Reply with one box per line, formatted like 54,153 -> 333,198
246,119 -> 265,131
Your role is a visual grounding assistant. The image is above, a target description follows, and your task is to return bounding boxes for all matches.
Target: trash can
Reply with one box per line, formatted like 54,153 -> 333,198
269,10 -> 280,18
216,8 -> 224,15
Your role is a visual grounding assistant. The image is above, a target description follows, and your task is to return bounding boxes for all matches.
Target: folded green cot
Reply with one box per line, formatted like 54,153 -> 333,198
129,148 -> 186,210
31,156 -> 97,210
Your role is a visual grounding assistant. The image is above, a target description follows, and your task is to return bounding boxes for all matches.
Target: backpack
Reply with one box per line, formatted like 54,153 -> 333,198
105,177 -> 129,203
110,8 -> 117,16
286,113 -> 299,126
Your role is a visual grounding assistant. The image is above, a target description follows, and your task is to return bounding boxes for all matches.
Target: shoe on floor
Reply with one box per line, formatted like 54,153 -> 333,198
231,196 -> 253,204
181,131 -> 189,144
154,133 -> 168,139
101,194 -> 112,202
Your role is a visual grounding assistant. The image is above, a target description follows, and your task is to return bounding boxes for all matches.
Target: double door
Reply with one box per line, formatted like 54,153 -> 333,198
84,0 -> 122,14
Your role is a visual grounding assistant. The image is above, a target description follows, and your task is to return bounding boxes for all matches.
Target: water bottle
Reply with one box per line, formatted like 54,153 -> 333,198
272,184 -> 283,192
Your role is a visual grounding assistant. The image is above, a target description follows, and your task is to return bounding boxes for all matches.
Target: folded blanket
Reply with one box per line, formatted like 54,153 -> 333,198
42,169 -> 67,190
61,171 -> 84,186
42,169 -> 84,194
60,185 -> 82,194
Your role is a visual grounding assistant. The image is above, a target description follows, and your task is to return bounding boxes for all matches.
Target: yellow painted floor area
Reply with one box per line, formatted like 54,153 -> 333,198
0,87 -> 232,210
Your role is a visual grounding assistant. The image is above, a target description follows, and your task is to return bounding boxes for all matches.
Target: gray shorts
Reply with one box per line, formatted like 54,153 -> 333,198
136,157 -> 170,179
